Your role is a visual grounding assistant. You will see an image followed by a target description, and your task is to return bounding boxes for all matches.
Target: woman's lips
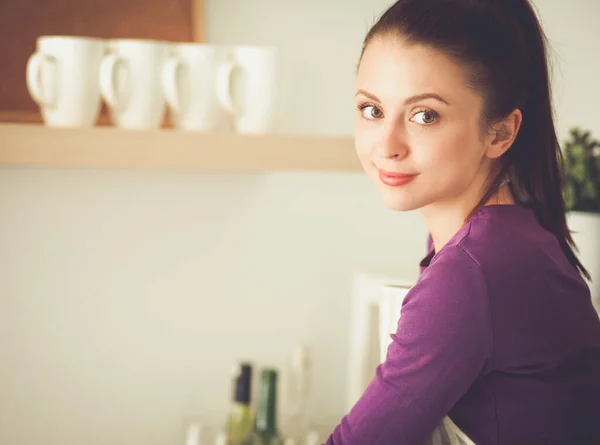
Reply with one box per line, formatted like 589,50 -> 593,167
378,169 -> 418,187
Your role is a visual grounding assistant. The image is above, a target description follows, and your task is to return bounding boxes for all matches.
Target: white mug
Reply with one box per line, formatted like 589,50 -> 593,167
162,43 -> 230,132
26,36 -> 106,127
216,45 -> 279,134
99,39 -> 170,130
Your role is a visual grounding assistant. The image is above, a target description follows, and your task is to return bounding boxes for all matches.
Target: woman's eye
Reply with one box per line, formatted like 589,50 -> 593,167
411,110 -> 439,125
359,105 -> 383,120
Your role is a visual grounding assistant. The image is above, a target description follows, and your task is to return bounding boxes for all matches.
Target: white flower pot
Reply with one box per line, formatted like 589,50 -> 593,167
567,211 -> 600,311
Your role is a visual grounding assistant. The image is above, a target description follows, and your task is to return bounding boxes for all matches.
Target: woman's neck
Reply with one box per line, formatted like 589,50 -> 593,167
421,183 -> 515,254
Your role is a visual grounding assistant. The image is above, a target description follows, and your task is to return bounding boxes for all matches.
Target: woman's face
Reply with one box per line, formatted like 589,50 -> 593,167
355,36 -> 494,212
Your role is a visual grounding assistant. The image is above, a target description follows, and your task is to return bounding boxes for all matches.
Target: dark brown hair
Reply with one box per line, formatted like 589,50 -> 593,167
362,0 -> 589,280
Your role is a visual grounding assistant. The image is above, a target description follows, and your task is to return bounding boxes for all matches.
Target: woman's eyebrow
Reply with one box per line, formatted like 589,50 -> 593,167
355,89 -> 450,106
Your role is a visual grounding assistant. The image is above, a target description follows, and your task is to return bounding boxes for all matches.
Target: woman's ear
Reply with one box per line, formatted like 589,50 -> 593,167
485,108 -> 523,159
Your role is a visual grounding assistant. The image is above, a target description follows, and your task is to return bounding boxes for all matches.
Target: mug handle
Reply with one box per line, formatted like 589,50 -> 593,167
99,53 -> 126,110
26,52 -> 56,107
162,57 -> 183,113
215,61 -> 242,116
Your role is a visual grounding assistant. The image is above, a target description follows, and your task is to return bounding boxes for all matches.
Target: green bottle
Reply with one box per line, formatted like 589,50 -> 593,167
225,362 -> 254,445
251,369 -> 284,445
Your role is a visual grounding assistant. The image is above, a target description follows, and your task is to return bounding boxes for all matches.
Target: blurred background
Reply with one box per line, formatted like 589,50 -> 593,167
0,0 -> 599,444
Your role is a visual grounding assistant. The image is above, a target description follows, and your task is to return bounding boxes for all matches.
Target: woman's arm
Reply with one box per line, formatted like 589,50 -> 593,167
325,246 -> 493,444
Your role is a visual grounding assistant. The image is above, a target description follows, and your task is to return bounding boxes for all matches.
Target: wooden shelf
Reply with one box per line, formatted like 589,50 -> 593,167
0,123 -> 361,172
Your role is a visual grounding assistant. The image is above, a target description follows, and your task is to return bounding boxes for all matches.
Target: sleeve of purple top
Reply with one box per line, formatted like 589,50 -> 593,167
324,246 -> 493,445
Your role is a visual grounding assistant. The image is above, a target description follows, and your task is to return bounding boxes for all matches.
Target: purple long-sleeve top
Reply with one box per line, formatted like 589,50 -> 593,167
325,205 -> 600,444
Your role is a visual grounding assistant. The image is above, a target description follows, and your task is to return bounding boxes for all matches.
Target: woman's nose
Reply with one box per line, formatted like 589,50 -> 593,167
376,123 -> 410,160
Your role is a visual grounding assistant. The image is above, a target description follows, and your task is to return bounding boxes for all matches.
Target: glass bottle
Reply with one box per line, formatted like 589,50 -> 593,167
251,368 -> 283,445
225,362 -> 254,445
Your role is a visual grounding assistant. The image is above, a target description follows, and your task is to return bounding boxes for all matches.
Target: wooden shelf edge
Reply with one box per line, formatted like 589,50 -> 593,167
0,123 -> 362,173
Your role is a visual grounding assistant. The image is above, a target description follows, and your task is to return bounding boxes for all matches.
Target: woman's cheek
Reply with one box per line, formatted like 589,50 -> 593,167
354,125 -> 378,155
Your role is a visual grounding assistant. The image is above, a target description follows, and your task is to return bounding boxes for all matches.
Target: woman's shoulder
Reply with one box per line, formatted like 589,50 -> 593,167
421,204 -> 587,297
423,205 -> 597,367
443,204 -> 564,273
423,204 -> 587,302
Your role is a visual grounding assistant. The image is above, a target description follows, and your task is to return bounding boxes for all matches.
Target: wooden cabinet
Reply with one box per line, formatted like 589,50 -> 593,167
0,0 -> 204,123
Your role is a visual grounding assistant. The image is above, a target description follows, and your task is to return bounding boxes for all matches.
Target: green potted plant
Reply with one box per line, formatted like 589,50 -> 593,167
563,128 -> 600,213
563,127 -> 600,309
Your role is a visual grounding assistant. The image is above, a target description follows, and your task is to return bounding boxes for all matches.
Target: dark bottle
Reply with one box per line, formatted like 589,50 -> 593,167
251,369 -> 284,445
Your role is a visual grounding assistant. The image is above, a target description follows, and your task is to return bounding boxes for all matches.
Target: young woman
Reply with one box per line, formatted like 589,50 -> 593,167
324,0 -> 600,444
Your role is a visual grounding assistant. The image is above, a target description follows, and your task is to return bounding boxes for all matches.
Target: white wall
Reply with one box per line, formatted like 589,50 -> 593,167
1,1 -> 599,445
535,0 -> 600,139
0,168 -> 425,445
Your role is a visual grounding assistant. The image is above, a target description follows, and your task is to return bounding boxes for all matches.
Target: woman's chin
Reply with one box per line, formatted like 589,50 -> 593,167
378,189 -> 423,212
